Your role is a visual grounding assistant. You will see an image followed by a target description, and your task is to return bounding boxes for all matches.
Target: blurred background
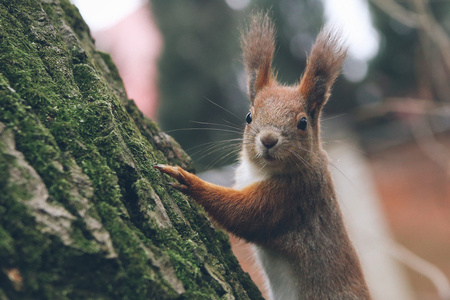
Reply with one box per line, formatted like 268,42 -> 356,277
71,0 -> 450,299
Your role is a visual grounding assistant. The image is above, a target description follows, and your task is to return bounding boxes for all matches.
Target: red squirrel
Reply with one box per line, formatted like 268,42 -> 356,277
154,12 -> 371,300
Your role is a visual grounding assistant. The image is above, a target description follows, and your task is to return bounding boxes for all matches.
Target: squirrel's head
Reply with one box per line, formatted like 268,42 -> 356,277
241,12 -> 347,174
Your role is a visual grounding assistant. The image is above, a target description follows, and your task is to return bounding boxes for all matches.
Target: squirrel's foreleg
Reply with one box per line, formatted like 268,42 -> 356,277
153,164 -> 285,241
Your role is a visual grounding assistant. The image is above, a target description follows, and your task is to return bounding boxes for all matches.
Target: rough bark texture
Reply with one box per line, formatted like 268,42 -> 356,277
0,0 -> 262,299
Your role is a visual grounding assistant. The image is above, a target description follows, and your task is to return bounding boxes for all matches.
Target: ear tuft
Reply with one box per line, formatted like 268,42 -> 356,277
299,27 -> 348,121
241,12 -> 276,103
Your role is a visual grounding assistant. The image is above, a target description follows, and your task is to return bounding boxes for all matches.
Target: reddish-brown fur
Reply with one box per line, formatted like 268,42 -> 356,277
155,12 -> 371,299
241,12 -> 276,103
299,28 -> 347,124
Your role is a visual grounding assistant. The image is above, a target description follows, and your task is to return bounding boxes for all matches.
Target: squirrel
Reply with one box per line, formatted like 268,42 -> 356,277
154,12 -> 371,300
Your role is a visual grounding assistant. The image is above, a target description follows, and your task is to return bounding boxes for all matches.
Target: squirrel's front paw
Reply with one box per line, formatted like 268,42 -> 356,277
153,164 -> 190,193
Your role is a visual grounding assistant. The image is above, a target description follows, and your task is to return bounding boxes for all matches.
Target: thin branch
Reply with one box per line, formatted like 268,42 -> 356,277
371,0 -> 419,27
357,97 -> 450,176
412,0 -> 450,71
386,240 -> 450,300
371,0 -> 450,71
410,114 -> 450,177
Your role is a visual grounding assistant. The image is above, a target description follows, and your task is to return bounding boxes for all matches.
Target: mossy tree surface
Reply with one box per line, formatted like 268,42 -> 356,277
0,0 -> 262,299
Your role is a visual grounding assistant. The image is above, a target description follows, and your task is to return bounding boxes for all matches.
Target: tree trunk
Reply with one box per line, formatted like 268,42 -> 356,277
0,0 -> 262,299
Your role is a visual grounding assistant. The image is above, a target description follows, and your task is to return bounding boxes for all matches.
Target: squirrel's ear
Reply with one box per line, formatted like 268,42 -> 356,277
299,28 -> 347,122
241,12 -> 276,104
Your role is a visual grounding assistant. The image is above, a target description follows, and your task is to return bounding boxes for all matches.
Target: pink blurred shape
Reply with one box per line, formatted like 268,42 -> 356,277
93,3 -> 162,119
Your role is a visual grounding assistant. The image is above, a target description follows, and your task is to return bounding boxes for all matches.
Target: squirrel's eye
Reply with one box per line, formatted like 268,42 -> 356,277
297,117 -> 307,131
246,112 -> 252,124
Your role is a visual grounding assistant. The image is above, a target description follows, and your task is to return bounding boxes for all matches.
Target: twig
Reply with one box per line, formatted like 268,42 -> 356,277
357,97 -> 450,176
371,0 -> 450,71
410,114 -> 450,177
370,0 -> 419,27
412,0 -> 450,71
386,240 -> 450,300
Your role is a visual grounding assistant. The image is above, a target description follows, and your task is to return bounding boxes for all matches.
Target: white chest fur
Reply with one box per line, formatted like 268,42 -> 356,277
233,153 -> 268,189
233,156 -> 299,300
254,246 -> 299,300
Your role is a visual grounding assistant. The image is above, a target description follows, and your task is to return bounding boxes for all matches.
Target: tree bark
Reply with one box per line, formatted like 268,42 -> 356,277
0,0 -> 262,299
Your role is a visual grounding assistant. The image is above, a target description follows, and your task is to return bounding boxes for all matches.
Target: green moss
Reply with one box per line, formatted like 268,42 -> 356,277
97,51 -> 124,90
0,0 -> 263,299
72,64 -> 105,99
0,225 -> 15,261
167,250 -> 202,287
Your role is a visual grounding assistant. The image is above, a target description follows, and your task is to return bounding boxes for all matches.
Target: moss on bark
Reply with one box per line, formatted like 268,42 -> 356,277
0,0 -> 262,299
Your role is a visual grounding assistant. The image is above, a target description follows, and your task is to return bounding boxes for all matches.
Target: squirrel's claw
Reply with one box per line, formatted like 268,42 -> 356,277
165,182 -> 189,192
154,164 -> 190,192
153,164 -> 167,171
153,164 -> 182,180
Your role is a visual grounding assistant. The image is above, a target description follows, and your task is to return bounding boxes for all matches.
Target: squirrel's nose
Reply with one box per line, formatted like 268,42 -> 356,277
260,133 -> 279,149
